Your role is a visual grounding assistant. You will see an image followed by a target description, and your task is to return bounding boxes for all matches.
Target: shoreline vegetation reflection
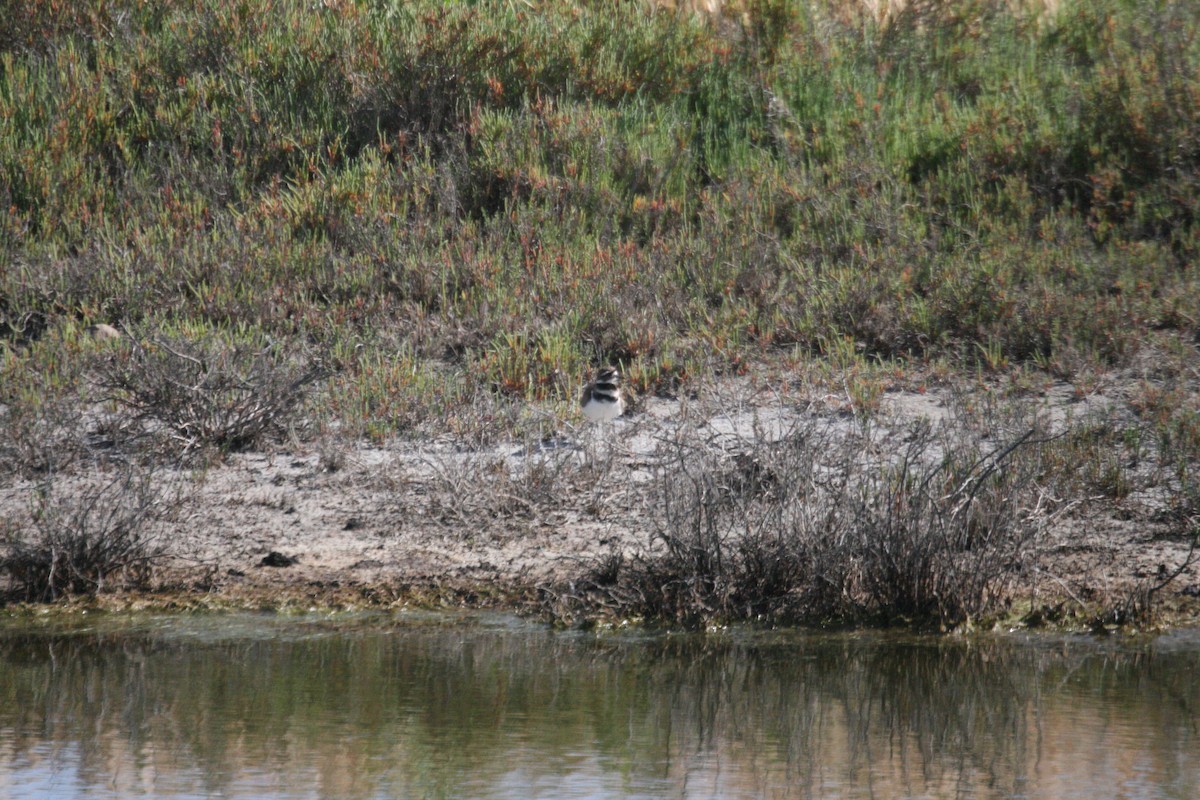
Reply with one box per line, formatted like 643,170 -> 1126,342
0,614 -> 1198,799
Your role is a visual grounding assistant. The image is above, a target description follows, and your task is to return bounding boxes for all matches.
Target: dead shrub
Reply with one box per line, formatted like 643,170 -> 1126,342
0,394 -> 87,478
848,427 -> 1047,621
0,329 -> 108,477
423,436 -> 612,531
1,467 -> 172,601
550,415 -> 1050,627
99,332 -> 325,453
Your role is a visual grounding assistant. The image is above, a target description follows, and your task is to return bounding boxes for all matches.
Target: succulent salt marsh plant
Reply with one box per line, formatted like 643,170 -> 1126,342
0,0 -> 1197,454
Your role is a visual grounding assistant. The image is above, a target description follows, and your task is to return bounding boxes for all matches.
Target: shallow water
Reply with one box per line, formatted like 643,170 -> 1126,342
1,613 -> 1198,800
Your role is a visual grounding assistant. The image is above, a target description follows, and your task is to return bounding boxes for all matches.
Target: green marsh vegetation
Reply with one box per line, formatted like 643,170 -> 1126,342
1,0 -> 1198,622
2,0 -> 1198,431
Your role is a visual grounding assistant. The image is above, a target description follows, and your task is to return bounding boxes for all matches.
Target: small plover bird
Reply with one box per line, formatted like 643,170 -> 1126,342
580,366 -> 625,423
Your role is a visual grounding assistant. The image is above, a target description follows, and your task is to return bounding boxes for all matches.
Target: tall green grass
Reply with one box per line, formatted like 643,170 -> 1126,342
2,0 -> 1197,436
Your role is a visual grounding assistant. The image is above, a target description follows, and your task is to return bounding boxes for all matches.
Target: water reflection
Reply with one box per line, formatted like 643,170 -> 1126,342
0,615 -> 1197,799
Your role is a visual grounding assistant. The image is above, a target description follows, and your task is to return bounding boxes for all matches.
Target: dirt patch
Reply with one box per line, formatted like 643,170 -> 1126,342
3,375 -> 1199,627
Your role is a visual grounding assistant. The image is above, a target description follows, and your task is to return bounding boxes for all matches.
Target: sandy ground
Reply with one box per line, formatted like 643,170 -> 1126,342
3,375 -> 1199,624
